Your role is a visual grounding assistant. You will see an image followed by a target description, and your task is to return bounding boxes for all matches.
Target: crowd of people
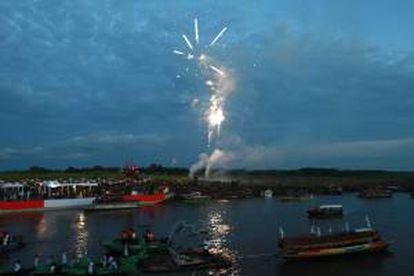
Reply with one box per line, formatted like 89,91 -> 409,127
119,228 -> 155,244
11,250 -> 121,274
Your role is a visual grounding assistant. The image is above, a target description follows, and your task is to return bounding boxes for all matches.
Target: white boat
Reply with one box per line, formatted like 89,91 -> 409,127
0,181 -> 97,213
264,189 -> 273,198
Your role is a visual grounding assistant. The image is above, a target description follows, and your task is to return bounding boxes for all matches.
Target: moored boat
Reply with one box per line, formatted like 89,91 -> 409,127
278,227 -> 390,260
263,189 -> 273,198
358,189 -> 392,199
141,247 -> 232,273
180,192 -> 211,204
277,194 -> 312,202
83,202 -> 140,211
0,181 -> 97,213
102,228 -> 169,256
32,253 -> 145,275
121,186 -> 174,206
307,205 -> 343,218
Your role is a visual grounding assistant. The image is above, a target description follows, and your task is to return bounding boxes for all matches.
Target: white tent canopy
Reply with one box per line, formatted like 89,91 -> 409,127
0,183 -> 26,189
43,181 -> 98,188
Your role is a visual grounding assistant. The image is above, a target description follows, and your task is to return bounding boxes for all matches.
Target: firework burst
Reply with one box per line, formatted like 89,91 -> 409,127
173,18 -> 232,146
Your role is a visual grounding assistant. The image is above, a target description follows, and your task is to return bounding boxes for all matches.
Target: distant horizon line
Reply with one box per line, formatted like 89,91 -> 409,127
0,165 -> 413,174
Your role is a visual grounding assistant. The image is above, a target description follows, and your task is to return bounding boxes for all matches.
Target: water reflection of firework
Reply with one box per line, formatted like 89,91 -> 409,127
73,211 -> 88,256
206,210 -> 239,275
206,211 -> 232,252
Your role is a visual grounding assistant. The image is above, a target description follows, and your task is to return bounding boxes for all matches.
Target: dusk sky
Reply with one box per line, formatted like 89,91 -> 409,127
1,0 -> 414,170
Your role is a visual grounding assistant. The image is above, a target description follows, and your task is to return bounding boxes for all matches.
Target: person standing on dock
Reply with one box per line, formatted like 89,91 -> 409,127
3,233 -> 10,246
109,257 -> 118,270
101,254 -> 108,268
13,260 -> 21,273
88,261 -> 94,275
144,229 -> 155,243
33,254 -> 40,268
131,229 -> 137,240
123,242 -> 129,257
61,252 -> 67,266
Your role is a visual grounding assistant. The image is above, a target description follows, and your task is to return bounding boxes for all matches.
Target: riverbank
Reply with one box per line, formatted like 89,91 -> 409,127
1,167 -> 414,197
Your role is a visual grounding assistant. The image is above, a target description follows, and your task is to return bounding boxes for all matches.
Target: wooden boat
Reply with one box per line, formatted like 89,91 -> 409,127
279,227 -> 390,260
277,194 -> 311,202
102,236 -> 169,256
323,185 -> 343,195
32,254 -> 144,275
358,190 -> 392,199
180,192 -> 211,204
83,202 -> 140,211
307,205 -> 343,219
141,248 -> 232,273
121,186 -> 174,206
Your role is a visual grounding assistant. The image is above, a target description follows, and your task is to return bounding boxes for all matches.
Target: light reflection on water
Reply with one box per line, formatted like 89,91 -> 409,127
207,211 -> 229,249
35,215 -> 47,239
72,211 -> 88,256
206,210 -> 239,275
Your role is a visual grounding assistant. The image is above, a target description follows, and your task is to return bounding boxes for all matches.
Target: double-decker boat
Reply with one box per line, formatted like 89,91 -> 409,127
278,224 -> 390,260
0,181 -> 98,213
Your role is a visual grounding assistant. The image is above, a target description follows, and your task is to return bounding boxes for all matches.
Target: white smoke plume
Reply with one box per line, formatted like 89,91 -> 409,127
189,148 -> 234,178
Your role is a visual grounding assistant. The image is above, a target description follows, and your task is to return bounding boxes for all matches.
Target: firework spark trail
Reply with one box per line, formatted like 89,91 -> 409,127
174,19 -> 234,177
182,34 -> 194,50
173,50 -> 185,55
204,64 -> 234,146
194,18 -> 199,45
209,65 -> 225,76
209,27 -> 227,46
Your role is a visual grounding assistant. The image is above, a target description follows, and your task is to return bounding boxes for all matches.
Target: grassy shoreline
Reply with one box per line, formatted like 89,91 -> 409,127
0,167 -> 413,193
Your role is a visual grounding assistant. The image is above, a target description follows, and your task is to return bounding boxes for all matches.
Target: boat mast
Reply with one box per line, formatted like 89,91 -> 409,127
345,222 -> 350,232
279,227 -> 284,239
365,215 -> 372,228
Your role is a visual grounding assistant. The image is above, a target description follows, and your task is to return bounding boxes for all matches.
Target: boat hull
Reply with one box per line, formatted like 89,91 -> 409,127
0,198 -> 95,213
307,209 -> 343,219
122,192 -> 173,206
84,202 -> 140,211
282,241 -> 389,260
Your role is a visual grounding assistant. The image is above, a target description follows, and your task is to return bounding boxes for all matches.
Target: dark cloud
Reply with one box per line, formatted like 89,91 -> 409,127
1,0 -> 414,170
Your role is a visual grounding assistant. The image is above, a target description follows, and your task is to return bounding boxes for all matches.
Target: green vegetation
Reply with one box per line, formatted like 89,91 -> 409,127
1,166 -> 414,191
0,165 -> 190,183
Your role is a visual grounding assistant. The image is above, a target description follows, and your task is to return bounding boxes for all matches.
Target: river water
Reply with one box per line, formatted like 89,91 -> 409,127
0,193 -> 412,275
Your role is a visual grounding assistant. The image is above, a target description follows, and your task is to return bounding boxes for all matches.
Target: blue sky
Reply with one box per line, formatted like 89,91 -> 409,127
1,0 -> 414,170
